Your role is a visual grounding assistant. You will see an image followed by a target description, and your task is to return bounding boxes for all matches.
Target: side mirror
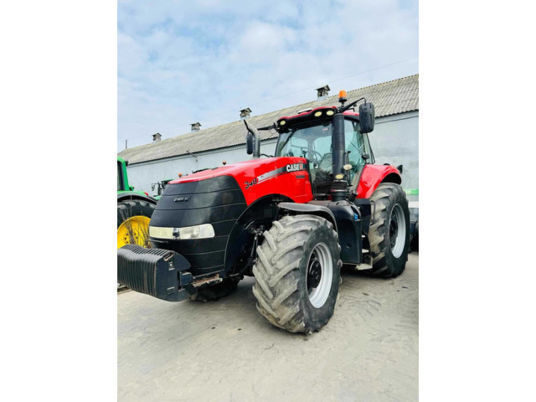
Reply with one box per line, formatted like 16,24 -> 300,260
359,102 -> 375,133
244,119 -> 261,157
246,132 -> 254,155
362,153 -> 370,161
397,164 -> 404,173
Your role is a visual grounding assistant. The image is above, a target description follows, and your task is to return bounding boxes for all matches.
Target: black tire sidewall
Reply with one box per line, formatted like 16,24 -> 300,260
382,190 -> 411,275
299,224 -> 341,330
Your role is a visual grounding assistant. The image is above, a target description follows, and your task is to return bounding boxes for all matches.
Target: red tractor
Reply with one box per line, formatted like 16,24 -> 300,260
118,91 -> 410,334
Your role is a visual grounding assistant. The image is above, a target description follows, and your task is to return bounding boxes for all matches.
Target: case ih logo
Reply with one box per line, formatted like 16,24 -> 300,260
245,163 -> 306,189
286,163 -> 304,172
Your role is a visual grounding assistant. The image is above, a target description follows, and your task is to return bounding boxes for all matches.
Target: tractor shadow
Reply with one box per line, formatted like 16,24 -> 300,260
183,267 -> 390,337
127,252 -> 419,341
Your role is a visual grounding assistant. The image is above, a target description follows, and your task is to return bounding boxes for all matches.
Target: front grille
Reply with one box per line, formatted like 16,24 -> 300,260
149,176 -> 247,276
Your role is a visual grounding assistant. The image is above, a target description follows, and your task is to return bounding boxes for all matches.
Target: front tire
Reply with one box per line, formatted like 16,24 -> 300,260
368,183 -> 410,277
117,199 -> 156,249
252,214 -> 342,334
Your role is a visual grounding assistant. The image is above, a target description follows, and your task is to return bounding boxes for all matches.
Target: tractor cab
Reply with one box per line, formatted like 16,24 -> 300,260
274,107 -> 375,199
247,90 -> 377,201
117,157 -> 132,192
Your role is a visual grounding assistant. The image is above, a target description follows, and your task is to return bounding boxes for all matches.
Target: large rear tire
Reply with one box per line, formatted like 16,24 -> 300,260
252,214 -> 342,334
368,183 -> 410,278
117,199 -> 156,249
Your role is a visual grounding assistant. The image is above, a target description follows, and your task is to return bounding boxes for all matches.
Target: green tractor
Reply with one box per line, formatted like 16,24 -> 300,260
117,157 -> 157,249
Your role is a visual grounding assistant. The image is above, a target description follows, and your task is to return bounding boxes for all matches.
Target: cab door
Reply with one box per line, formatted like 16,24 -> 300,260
344,119 -> 369,188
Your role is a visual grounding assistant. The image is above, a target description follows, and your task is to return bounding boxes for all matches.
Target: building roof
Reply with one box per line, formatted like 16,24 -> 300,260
119,74 -> 418,164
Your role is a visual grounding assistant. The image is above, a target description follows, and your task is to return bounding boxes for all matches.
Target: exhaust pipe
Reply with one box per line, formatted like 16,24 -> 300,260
330,113 -> 347,201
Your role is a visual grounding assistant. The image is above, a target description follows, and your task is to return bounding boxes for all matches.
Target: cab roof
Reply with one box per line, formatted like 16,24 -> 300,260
276,106 -> 359,132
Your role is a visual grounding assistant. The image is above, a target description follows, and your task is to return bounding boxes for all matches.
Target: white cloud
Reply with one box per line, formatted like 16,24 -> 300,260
118,0 -> 418,149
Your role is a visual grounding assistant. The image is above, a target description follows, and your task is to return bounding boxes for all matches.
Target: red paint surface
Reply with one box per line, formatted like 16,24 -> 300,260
171,157 -> 400,204
355,164 -> 401,199
169,157 -> 313,205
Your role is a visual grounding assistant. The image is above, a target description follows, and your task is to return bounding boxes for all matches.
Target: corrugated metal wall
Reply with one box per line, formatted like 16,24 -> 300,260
124,140 -> 277,194
125,111 -> 418,200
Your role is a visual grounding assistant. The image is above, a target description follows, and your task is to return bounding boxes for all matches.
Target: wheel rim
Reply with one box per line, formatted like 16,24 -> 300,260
389,204 -> 406,258
117,215 -> 151,249
306,242 -> 333,308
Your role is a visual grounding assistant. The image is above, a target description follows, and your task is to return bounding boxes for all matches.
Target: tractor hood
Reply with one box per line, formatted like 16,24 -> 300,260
168,156 -> 313,205
149,156 -> 313,277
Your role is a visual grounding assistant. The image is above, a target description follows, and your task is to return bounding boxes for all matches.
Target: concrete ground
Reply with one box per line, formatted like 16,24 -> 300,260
118,253 -> 418,402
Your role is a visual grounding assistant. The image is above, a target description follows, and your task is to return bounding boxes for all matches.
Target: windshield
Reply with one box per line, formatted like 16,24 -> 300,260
275,119 -> 368,190
276,122 -> 334,192
276,122 -> 332,160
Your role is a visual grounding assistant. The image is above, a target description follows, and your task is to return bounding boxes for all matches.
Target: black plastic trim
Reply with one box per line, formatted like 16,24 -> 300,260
149,175 -> 247,277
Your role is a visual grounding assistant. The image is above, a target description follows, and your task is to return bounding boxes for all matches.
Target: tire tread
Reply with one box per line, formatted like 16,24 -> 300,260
367,183 -> 410,278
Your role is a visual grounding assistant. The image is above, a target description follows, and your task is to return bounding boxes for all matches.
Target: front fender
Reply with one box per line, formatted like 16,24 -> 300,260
117,191 -> 157,204
356,165 -> 401,199
277,202 -> 338,232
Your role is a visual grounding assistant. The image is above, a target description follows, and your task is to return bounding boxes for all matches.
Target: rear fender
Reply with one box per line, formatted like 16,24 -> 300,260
356,165 -> 401,199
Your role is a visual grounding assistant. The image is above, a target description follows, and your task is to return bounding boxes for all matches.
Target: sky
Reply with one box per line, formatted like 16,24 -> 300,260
118,0 -> 418,150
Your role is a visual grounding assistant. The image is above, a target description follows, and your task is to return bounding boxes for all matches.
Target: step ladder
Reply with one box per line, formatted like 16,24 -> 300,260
354,234 -> 373,270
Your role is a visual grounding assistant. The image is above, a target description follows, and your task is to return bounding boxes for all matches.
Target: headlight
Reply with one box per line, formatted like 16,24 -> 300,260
149,224 -> 215,240
314,111 -> 322,117
326,109 -> 334,116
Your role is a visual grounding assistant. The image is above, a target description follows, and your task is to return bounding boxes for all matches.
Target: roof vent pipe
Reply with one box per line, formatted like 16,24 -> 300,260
240,108 -> 252,120
316,85 -> 330,100
191,122 -> 201,132
152,133 -> 162,143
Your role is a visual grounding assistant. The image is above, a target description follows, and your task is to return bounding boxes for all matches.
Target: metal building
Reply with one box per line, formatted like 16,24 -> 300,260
118,74 -> 419,200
